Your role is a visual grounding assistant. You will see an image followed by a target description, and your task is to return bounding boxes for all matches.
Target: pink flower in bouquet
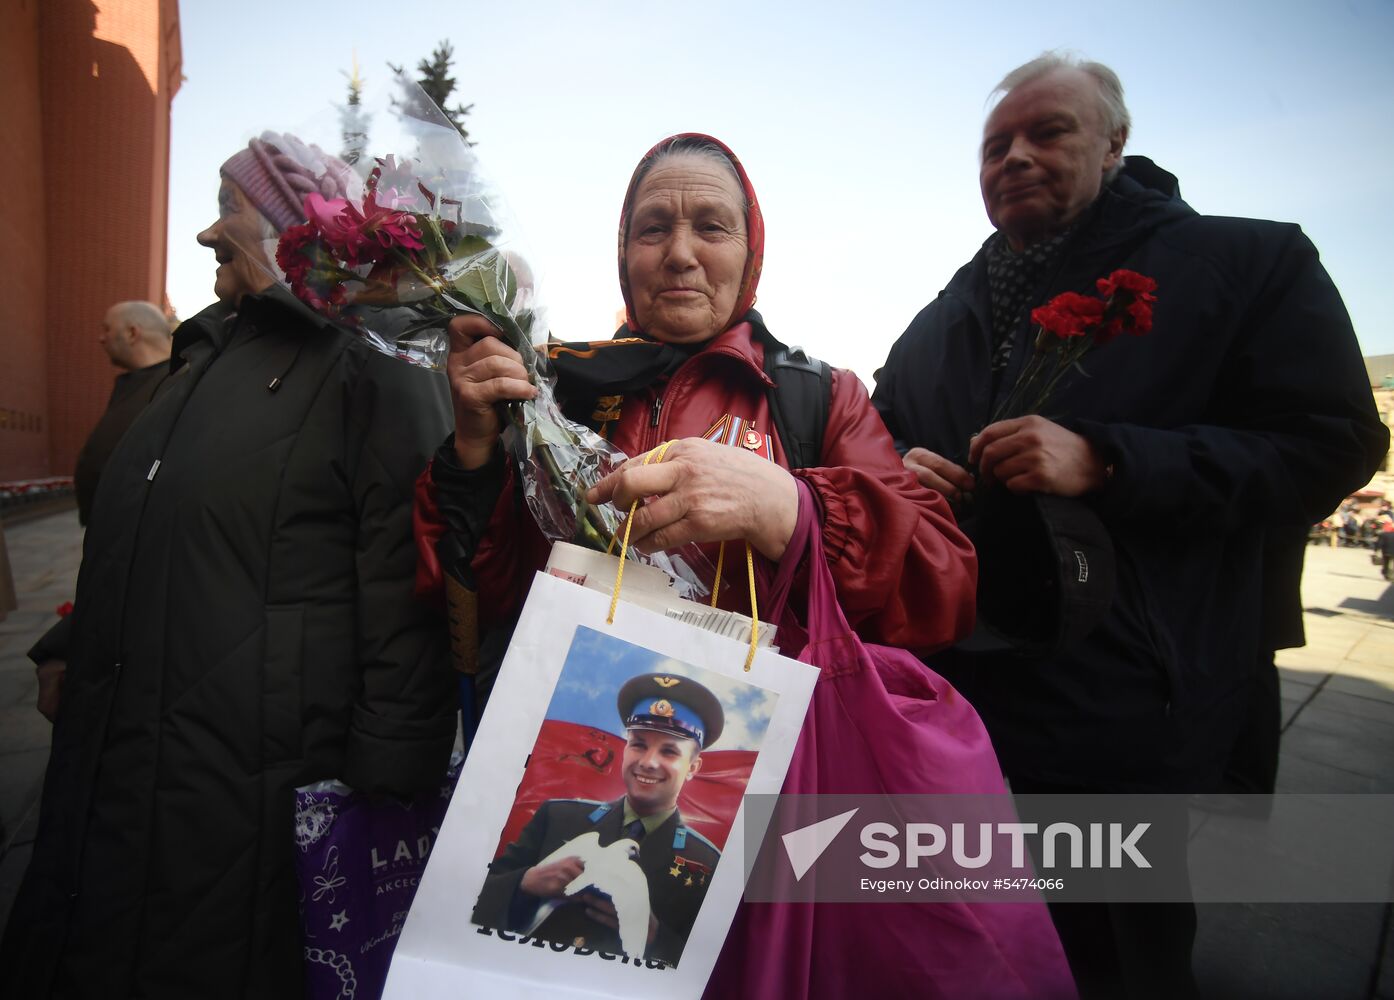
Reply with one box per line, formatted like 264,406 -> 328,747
303,193 -> 372,264
302,191 -> 424,268
357,191 -> 426,255
372,187 -> 415,211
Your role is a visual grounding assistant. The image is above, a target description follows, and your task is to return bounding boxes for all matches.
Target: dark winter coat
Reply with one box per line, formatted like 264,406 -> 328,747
873,164 -> 1388,792
73,360 -> 169,525
1,290 -> 457,998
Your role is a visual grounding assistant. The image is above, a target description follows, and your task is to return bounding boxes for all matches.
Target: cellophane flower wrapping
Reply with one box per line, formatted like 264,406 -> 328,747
246,76 -> 708,597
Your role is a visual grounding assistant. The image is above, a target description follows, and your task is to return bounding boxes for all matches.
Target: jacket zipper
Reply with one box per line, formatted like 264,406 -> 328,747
644,342 -> 773,451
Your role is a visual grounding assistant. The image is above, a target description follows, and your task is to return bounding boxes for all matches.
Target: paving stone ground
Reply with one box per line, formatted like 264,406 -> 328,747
1192,542 -> 1394,999
0,508 -> 81,947
0,511 -> 1390,995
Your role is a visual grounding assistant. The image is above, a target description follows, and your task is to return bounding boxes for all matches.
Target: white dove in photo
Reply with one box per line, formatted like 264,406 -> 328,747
534,831 -> 653,957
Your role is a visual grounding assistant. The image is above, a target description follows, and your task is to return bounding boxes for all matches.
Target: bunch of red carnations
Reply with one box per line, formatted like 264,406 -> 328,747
991,268 -> 1157,423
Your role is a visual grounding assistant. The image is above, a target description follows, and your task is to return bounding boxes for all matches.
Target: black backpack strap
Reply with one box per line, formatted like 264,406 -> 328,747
760,333 -> 832,471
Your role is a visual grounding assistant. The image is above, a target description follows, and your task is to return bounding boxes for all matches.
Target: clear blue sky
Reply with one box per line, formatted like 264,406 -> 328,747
167,0 -> 1394,386
547,626 -> 776,752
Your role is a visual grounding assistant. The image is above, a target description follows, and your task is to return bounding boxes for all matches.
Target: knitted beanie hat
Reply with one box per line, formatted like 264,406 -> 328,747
220,132 -> 354,233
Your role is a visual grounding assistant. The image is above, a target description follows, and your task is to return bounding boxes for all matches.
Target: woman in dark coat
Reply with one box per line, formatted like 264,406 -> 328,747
1,134 -> 457,999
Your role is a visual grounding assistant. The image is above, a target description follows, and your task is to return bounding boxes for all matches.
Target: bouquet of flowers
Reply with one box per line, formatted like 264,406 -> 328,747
261,76 -> 707,594
991,268 -> 1157,424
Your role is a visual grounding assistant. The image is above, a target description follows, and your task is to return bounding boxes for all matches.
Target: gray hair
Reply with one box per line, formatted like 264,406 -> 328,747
628,136 -> 750,218
110,300 -> 172,342
991,52 -> 1130,180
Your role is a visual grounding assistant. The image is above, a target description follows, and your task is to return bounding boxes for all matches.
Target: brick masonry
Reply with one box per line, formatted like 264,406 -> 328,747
0,0 -> 181,482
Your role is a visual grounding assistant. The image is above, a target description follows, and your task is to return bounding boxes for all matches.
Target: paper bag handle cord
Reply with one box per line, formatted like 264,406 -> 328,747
710,544 -> 725,609
605,442 -> 760,672
741,541 -> 757,671
607,440 -> 676,624
710,540 -> 759,671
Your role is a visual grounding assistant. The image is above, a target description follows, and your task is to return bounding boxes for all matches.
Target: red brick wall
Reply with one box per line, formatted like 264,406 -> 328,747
0,0 -> 52,479
0,0 -> 178,483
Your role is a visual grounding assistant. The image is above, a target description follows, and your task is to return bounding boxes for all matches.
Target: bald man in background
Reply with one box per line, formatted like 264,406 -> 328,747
74,300 -> 173,525
30,302 -> 174,721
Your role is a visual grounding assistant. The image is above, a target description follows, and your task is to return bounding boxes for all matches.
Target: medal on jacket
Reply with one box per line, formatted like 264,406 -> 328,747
668,854 -> 712,886
703,414 -> 772,461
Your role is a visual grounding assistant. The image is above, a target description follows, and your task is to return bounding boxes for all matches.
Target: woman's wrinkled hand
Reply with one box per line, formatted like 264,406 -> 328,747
446,313 -> 537,469
585,437 -> 799,561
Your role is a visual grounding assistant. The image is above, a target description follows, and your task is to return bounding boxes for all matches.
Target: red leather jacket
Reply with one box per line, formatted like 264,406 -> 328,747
415,321 -> 975,653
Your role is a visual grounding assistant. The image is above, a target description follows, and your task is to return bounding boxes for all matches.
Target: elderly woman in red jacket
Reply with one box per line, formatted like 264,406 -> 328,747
417,133 -> 974,700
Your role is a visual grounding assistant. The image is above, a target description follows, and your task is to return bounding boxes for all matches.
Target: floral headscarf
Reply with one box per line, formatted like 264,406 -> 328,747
616,133 -> 766,334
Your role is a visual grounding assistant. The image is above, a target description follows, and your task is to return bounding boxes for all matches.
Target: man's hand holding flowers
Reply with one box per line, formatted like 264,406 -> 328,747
967,415 -> 1109,497
905,268 -> 1153,501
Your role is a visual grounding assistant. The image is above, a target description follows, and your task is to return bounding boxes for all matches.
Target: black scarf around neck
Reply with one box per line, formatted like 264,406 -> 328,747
545,328 -> 703,432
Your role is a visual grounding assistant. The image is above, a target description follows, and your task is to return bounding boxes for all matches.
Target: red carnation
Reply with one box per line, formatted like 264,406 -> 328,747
987,269 -> 1158,435
56,601 -> 74,618
1096,269 -> 1158,298
1031,292 -> 1106,338
1094,269 -> 1157,342
276,223 -> 319,286
1125,298 -> 1154,335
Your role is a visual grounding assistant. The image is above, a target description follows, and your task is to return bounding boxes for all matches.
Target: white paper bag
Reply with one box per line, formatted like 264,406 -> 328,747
384,545 -> 817,999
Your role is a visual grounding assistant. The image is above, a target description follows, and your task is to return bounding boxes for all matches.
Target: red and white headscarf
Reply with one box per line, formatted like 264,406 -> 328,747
616,133 -> 766,334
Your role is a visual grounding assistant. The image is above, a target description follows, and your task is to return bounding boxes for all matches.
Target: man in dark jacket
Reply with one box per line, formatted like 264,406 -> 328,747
29,302 -> 174,721
76,300 -> 174,525
0,134 -> 457,999
873,54 -> 1388,999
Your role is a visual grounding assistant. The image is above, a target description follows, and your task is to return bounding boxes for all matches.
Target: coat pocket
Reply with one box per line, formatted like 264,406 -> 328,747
1115,545 -> 1182,716
262,605 -> 305,764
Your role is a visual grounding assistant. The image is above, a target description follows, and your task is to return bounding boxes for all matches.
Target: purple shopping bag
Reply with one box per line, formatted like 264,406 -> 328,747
705,483 -> 1077,1000
295,753 -> 462,1000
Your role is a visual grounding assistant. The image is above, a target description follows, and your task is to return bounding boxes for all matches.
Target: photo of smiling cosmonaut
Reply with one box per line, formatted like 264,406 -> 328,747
472,626 -> 776,968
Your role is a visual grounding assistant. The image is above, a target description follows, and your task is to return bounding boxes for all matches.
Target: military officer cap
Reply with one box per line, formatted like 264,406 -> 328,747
617,673 -> 724,750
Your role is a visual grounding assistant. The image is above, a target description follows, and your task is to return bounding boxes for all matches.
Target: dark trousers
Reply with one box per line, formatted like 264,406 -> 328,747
1011,780 -> 1200,1000
1044,899 -> 1199,1000
1221,651 -> 1281,795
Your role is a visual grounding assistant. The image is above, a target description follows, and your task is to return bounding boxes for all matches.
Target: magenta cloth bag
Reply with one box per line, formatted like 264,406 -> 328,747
704,483 -> 1077,1000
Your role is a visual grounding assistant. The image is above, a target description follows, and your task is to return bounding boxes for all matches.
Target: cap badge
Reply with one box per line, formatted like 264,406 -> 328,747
655,677 -> 680,688
649,699 -> 674,718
